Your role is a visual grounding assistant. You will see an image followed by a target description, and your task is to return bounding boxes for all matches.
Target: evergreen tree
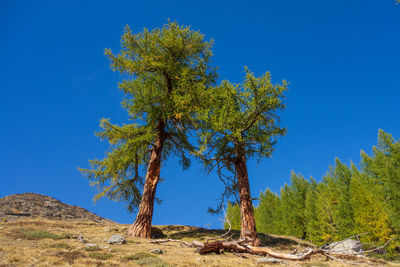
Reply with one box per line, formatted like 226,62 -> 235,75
332,159 -> 354,238
252,132 -> 398,247
361,130 -> 400,232
225,202 -> 241,230
304,177 -> 321,244
314,159 -> 354,243
255,189 -> 281,234
200,69 -> 287,241
315,171 -> 339,243
81,21 -> 216,238
279,173 -> 310,239
350,165 -> 391,244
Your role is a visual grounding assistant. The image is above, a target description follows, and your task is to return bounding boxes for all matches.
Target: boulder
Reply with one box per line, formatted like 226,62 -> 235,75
108,235 -> 126,244
149,248 -> 163,255
257,257 -> 281,264
324,239 -> 362,254
85,244 -> 99,250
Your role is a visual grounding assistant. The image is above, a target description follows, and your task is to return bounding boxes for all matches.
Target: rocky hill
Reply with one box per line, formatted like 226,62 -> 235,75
0,193 -> 110,222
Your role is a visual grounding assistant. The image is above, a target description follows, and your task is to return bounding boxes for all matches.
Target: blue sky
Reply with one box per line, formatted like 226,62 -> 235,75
1,0 -> 399,229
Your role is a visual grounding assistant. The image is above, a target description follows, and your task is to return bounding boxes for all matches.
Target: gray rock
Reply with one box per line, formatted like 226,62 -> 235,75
149,248 -> 163,255
108,235 -> 126,244
257,257 -> 281,264
324,239 -> 362,254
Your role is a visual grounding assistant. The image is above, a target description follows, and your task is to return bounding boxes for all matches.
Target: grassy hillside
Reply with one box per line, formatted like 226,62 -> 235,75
0,218 -> 396,266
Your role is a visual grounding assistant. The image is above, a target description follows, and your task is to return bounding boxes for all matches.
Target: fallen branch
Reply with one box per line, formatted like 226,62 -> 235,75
361,238 -> 392,254
150,234 -> 391,265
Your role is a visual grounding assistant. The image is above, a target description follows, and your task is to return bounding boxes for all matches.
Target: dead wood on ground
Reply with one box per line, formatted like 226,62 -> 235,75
150,235 -> 392,265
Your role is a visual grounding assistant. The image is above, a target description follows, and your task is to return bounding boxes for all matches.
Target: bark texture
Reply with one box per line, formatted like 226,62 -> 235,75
128,120 -> 166,238
234,142 -> 257,242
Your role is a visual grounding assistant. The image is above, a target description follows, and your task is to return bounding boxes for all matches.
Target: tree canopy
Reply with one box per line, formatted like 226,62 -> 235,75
198,68 -> 287,211
81,21 -> 217,237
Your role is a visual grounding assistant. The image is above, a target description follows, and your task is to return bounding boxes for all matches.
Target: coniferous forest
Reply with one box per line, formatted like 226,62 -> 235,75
226,129 -> 400,258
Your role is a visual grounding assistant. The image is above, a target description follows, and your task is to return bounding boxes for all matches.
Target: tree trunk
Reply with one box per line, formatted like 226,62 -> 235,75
234,142 -> 258,243
128,120 -> 166,238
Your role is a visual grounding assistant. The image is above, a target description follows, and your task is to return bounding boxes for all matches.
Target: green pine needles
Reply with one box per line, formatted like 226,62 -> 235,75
80,21 -> 217,214
198,68 -> 287,213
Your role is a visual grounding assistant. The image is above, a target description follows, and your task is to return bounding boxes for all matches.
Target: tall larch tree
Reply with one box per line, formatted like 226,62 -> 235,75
199,68 -> 287,242
81,22 -> 216,238
315,171 -> 340,243
255,188 -> 281,234
350,165 -> 391,244
304,177 -> 321,244
361,130 -> 400,233
279,173 -> 310,239
331,159 -> 354,238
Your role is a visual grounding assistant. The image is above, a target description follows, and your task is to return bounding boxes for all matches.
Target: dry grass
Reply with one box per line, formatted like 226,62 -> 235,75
0,218 -> 397,266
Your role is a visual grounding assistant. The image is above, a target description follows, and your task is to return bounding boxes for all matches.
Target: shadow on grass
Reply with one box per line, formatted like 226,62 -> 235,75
166,227 -> 304,247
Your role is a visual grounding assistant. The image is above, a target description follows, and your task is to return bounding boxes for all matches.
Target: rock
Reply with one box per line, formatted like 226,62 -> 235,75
108,235 -> 126,244
324,239 -> 362,254
149,248 -> 163,255
257,257 -> 281,264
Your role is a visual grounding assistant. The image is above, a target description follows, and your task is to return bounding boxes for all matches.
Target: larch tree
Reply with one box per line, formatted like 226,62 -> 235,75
304,177 -> 320,244
279,173 -> 310,239
314,159 -> 354,243
350,164 -> 391,244
330,159 -> 354,239
81,21 -> 216,238
315,171 -> 340,243
199,68 -> 287,242
255,188 -> 281,234
361,130 -> 400,233
224,202 -> 241,230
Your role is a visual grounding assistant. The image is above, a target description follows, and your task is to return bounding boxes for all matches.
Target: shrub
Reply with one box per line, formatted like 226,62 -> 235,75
21,229 -> 63,239
88,252 -> 113,260
47,243 -> 73,250
123,252 -> 169,267
84,245 -> 101,252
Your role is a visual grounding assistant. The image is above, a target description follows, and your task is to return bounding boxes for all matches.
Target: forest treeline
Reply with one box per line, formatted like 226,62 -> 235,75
226,130 -> 400,251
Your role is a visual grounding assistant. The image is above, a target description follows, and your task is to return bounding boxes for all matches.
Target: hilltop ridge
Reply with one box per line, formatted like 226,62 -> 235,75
0,193 -> 110,223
